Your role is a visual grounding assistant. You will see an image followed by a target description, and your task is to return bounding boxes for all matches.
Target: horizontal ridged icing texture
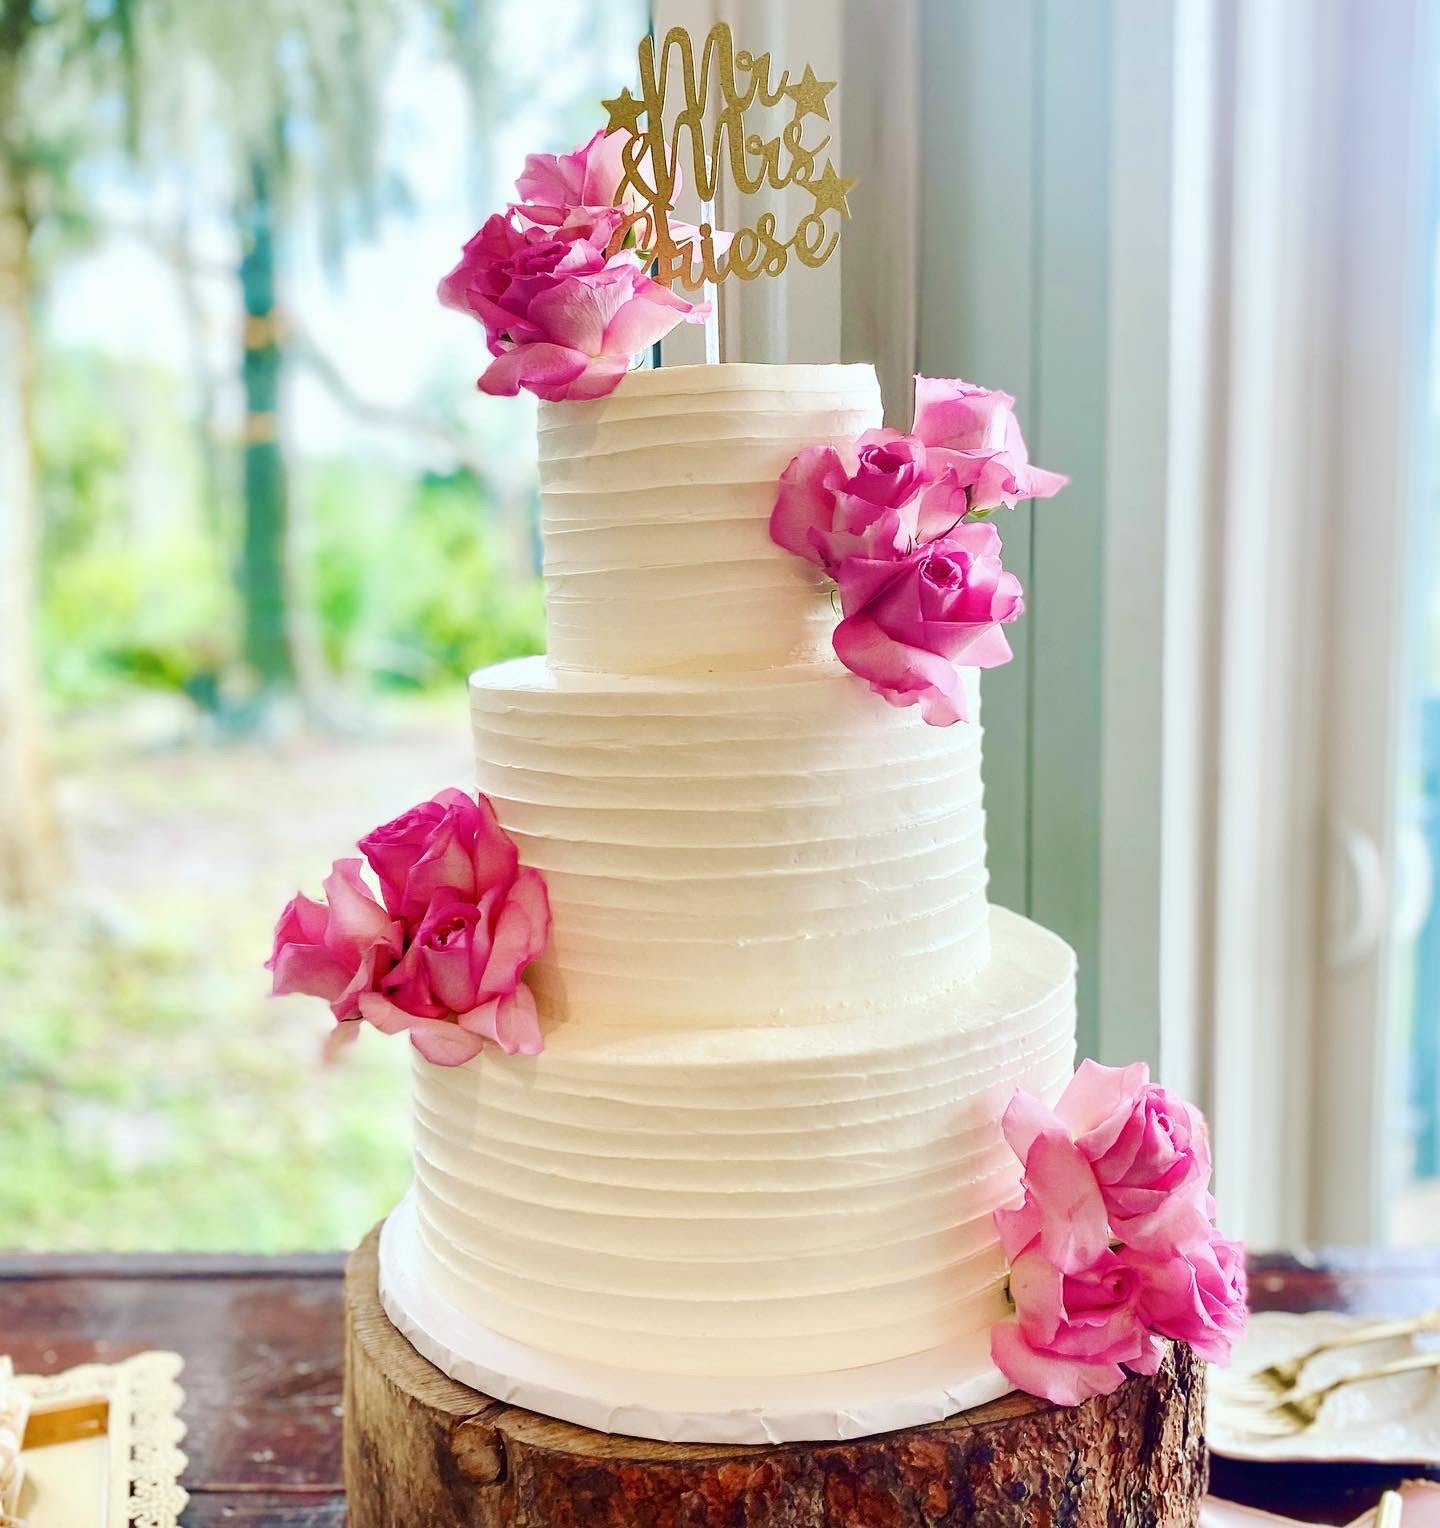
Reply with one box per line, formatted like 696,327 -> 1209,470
538,362 -> 881,675
408,362 -> 1081,1385
413,906 -> 1076,1376
471,655 -> 991,1027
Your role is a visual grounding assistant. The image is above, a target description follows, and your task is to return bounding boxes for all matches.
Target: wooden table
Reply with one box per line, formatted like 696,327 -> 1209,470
0,1248 -> 1436,1526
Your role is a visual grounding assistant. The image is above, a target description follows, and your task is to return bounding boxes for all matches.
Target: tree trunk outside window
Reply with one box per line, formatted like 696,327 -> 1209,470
0,41 -> 61,906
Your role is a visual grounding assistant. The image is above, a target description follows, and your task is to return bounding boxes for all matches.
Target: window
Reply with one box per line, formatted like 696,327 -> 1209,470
1,0 -> 644,1252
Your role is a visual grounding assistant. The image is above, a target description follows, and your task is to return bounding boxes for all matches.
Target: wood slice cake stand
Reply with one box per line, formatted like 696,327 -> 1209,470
344,1224 -> 1208,1527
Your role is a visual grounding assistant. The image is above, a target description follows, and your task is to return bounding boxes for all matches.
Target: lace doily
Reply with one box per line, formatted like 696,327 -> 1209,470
14,1351 -> 188,1527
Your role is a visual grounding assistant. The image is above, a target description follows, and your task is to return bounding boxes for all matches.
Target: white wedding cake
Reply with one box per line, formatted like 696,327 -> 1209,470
407,362 -> 1077,1381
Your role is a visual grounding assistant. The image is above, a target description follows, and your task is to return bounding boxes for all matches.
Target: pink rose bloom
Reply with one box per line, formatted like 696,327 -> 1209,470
992,1248 -> 1166,1407
438,211 -> 611,346
514,128 -> 731,267
831,524 -> 1024,726
514,129 -> 630,227
266,859 -> 403,1023
1004,1059 -> 1216,1252
359,788 -> 520,929
437,210 -> 706,403
770,429 -> 966,571
1129,1233 -> 1248,1365
913,375 -> 1069,513
991,1134 -> 1164,1404
360,870 -> 550,1067
269,790 -> 553,1067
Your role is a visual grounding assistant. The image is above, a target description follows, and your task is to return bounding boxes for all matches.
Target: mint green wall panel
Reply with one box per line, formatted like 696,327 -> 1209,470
919,0 -> 1112,1059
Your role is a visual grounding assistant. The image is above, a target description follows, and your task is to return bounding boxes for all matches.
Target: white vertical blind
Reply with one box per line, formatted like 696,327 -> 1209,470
915,0 -> 1435,1246
1307,0 -> 1432,1241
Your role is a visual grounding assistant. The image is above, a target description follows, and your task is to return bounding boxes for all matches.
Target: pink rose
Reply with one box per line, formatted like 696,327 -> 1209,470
360,869 -> 549,1066
514,128 -> 731,271
1129,1233 -> 1248,1365
831,524 -> 1024,726
268,790 -> 553,1067
266,859 -> 403,1023
438,211 -> 608,346
991,1248 -> 1165,1407
770,430 -> 966,571
438,209 -> 706,403
514,129 -> 630,227
359,788 -> 519,929
1004,1059 -> 1215,1251
482,256 -> 705,402
912,375 -> 1069,513
990,1133 -> 1164,1404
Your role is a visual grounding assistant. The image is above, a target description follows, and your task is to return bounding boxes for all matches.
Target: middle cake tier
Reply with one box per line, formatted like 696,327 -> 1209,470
471,654 -> 991,1030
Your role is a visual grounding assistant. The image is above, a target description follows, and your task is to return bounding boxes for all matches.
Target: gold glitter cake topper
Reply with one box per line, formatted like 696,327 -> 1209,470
602,21 -> 855,291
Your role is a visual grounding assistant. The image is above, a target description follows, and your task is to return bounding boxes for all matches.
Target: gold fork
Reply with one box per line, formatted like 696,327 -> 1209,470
1234,1351 -> 1440,1439
1218,1309 -> 1440,1407
1376,1490 -> 1404,1527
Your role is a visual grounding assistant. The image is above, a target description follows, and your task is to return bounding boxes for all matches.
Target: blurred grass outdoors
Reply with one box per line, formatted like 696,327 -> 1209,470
0,0 -> 644,1250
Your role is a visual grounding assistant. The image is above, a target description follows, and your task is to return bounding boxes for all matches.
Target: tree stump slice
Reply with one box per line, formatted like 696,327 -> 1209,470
344,1222 -> 1208,1527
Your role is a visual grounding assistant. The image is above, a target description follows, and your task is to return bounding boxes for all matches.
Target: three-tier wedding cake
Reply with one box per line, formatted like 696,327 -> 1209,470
410,362 -> 1077,1385
273,79 -> 1236,1500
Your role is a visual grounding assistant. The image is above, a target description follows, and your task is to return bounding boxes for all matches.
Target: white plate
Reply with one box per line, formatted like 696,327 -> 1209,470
1208,1310 -> 1440,1464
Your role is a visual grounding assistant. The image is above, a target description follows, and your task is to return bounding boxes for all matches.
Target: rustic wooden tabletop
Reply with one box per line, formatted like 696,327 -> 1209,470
0,1247 -> 1437,1525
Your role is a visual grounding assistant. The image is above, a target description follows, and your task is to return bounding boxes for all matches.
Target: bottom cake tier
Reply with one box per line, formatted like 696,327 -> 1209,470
408,905 -> 1075,1381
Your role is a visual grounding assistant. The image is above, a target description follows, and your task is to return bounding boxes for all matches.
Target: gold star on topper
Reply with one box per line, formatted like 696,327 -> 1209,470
602,88 -> 645,136
787,63 -> 836,123
807,160 -> 855,217
604,24 -> 857,292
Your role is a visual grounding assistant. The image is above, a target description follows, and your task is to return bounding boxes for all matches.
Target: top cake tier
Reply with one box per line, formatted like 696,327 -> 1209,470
538,362 -> 882,676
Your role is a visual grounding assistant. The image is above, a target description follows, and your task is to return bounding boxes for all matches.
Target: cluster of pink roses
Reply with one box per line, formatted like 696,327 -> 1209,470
266,789 -> 550,1067
770,376 -> 1067,725
438,129 -> 710,402
990,1060 -> 1247,1406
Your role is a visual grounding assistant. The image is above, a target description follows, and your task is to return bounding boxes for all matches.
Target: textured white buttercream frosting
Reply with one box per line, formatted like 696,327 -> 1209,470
409,362 -> 1079,1389
539,362 -> 880,674
413,906 -> 1075,1376
471,655 -> 990,1027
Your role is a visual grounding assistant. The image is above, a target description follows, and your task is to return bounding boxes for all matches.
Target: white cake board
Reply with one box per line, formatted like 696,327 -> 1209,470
377,1190 -> 1013,1445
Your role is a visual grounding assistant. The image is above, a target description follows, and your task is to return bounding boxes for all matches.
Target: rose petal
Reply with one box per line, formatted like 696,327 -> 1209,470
1023,1132 -> 1112,1270
833,612 -> 969,721
478,866 -> 550,996
321,858 -> 394,961
1055,1058 -> 1152,1138
480,342 -> 590,399
602,282 -> 704,355
409,1019 -> 487,1067
357,990 -> 419,1035
1002,1089 -> 1064,1165
771,446 -> 846,565
459,985 -> 544,1057
269,942 -> 353,1003
990,1318 -> 1127,1407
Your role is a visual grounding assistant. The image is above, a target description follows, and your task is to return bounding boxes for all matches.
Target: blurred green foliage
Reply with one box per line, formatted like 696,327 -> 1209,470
35,342 -> 544,712
305,463 -> 544,691
0,897 -> 413,1250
